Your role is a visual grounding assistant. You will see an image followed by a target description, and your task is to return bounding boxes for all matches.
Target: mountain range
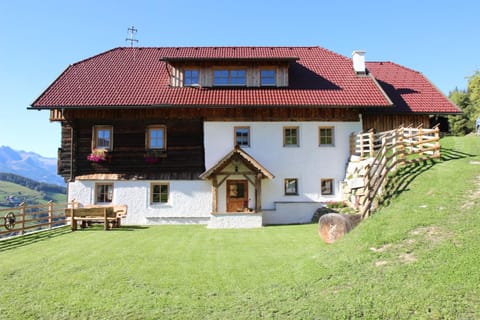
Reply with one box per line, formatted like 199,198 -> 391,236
0,146 -> 65,186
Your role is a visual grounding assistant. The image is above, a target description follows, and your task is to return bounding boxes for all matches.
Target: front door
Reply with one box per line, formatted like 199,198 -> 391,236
226,180 -> 248,212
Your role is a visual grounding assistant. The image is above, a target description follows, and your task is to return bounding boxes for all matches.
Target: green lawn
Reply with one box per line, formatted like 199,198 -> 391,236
1,136 -> 479,319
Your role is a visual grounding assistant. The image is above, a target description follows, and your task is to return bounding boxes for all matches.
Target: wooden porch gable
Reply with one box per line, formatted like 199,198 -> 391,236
199,145 -> 274,213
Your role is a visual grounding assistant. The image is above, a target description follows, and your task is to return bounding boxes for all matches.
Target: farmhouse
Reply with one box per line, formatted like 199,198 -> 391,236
30,46 -> 460,227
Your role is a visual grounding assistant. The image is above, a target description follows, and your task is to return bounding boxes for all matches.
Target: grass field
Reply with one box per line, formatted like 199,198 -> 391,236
0,136 -> 479,319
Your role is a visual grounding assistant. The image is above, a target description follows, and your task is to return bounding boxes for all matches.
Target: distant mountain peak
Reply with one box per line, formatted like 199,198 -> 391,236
0,146 -> 64,186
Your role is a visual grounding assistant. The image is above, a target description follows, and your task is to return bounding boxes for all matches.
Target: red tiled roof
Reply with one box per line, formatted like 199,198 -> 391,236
31,47 -> 392,109
366,62 -> 461,114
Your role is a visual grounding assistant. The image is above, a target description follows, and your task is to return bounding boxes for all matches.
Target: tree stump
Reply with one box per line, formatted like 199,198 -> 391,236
318,213 -> 353,244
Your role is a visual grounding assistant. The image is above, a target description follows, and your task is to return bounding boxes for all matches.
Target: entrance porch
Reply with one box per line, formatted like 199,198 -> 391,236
199,145 -> 274,228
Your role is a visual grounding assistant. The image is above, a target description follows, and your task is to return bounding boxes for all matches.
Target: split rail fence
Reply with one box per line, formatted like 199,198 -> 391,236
350,125 -> 441,219
0,201 -> 69,239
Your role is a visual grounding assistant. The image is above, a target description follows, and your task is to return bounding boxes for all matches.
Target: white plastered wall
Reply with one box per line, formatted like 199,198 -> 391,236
68,180 -> 212,225
204,121 -> 361,222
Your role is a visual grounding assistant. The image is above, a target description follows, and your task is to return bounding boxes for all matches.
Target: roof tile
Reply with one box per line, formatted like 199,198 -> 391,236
366,62 -> 460,114
31,47 -> 391,108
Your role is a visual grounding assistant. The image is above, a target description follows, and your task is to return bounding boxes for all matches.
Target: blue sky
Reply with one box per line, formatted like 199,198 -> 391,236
1,0 -> 478,158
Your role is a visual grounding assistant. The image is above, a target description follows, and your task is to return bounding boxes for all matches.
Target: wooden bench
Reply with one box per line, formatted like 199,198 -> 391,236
113,205 -> 128,227
66,206 -> 126,231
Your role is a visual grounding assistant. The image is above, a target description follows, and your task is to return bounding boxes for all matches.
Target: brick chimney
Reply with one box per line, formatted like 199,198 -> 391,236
352,50 -> 366,74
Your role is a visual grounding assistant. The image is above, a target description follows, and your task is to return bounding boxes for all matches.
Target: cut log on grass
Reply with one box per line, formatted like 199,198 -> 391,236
318,213 -> 354,244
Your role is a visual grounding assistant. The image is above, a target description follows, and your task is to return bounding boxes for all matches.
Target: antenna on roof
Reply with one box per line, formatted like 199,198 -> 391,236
126,26 -> 139,47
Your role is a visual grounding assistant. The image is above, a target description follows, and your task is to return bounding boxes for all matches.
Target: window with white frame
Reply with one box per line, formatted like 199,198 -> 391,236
260,69 -> 276,86
151,183 -> 169,204
92,125 -> 113,150
146,125 -> 166,150
184,69 -> 199,86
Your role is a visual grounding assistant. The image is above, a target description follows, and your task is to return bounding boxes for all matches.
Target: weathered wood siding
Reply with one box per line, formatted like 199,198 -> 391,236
362,114 -> 429,132
58,123 -> 73,180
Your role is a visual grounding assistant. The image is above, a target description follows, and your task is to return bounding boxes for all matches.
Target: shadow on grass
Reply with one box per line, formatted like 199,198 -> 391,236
381,161 -> 435,206
74,225 -> 149,232
0,226 -> 71,252
380,147 -> 476,207
440,147 -> 476,161
0,225 -> 149,251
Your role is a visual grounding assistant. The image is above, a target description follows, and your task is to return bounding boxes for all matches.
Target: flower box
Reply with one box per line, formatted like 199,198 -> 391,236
144,150 -> 166,164
87,149 -> 109,162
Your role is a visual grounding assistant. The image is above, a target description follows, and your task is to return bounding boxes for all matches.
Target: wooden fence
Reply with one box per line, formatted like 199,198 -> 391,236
0,201 -> 69,239
350,126 -> 441,219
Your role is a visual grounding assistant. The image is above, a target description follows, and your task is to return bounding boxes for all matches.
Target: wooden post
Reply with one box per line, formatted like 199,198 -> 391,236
212,176 -> 218,213
255,173 -> 262,212
398,127 -> 405,165
48,201 -> 53,229
71,209 -> 77,231
392,128 -> 398,170
359,132 -> 364,158
19,202 -> 26,235
418,127 -> 424,157
434,126 -> 440,158
369,130 -> 375,157
103,208 -> 108,231
349,133 -> 356,157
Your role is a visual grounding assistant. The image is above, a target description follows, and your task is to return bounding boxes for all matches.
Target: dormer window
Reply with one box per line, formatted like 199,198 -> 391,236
260,69 -> 276,86
214,69 -> 246,86
184,69 -> 199,86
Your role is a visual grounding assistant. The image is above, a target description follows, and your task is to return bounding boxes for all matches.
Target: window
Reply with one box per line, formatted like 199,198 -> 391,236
213,69 -> 246,86
151,183 -> 169,204
184,69 -> 199,86
283,126 -> 299,146
284,178 -> 298,195
234,127 -> 250,147
319,127 -> 335,146
93,126 -> 113,150
260,69 -> 276,86
321,179 -> 334,195
95,183 -> 113,203
146,125 -> 166,150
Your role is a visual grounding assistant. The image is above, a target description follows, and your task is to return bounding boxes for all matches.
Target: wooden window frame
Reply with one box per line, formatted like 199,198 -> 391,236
183,69 -> 199,86
283,126 -> 299,147
319,126 -> 335,146
151,183 -> 169,204
213,68 -> 246,86
321,178 -> 334,195
260,68 -> 276,86
284,178 -> 298,196
146,125 -> 167,150
92,125 -> 113,151
95,183 -> 113,204
234,126 -> 250,147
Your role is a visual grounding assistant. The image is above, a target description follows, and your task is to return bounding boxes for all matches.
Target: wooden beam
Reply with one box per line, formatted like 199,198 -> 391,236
255,173 -> 262,212
217,175 -> 230,188
212,176 -> 218,213
242,174 -> 255,186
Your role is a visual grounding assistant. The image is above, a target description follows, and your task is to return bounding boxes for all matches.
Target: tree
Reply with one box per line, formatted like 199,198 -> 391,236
448,70 -> 480,135
467,70 -> 480,120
